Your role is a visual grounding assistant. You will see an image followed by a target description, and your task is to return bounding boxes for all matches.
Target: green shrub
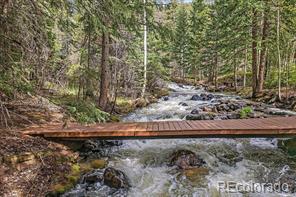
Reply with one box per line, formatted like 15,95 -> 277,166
239,107 -> 253,118
66,101 -> 110,124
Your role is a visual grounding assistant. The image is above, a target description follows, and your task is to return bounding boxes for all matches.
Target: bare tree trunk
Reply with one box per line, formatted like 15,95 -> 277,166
99,31 -> 110,110
252,8 -> 258,98
256,7 -> 269,94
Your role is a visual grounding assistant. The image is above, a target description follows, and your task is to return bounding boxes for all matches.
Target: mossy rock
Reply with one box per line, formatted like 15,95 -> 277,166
90,159 -> 107,169
70,164 -> 81,175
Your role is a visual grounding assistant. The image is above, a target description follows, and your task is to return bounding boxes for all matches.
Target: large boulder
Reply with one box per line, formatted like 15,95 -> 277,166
168,150 -> 206,169
103,167 -> 130,189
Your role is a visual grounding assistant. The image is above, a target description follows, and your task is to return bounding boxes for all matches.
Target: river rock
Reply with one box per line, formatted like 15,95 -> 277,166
169,150 -> 206,169
218,104 -> 230,112
83,170 -> 104,184
82,140 -> 99,152
103,167 -> 130,189
226,113 -> 241,119
185,113 -> 215,120
179,102 -> 188,106
211,106 -> 218,113
191,95 -> 201,101
228,103 -> 241,111
201,106 -> 212,112
163,96 -> 169,101
191,109 -> 200,114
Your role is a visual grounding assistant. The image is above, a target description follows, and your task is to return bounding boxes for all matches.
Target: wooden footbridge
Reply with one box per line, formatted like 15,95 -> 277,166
22,116 -> 296,140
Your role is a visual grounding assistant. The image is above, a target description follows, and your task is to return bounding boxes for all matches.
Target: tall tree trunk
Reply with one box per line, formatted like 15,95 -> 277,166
256,7 -> 269,94
243,48 -> 248,88
234,56 -> 237,91
99,31 -> 110,110
214,52 -> 218,91
277,6 -> 282,101
251,8 -> 258,98
141,0 -> 147,98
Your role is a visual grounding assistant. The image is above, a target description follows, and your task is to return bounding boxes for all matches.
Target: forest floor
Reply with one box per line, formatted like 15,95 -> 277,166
0,94 -> 79,196
0,129 -> 77,196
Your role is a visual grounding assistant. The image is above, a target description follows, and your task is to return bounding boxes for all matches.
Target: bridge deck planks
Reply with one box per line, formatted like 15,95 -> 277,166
22,116 -> 296,139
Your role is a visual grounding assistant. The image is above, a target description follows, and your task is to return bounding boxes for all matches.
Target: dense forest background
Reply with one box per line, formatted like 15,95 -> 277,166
1,0 -> 296,126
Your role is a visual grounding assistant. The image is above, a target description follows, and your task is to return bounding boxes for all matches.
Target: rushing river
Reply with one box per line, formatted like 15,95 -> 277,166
66,83 -> 296,197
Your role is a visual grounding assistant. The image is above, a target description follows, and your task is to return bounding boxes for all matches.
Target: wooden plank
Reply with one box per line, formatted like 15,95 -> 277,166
152,122 -> 159,131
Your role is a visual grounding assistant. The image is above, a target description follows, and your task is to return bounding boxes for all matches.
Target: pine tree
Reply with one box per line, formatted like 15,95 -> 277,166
173,6 -> 191,80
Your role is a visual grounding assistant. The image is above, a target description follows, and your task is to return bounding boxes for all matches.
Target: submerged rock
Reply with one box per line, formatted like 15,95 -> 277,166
103,167 -> 130,189
183,167 -> 209,184
169,150 -> 206,169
